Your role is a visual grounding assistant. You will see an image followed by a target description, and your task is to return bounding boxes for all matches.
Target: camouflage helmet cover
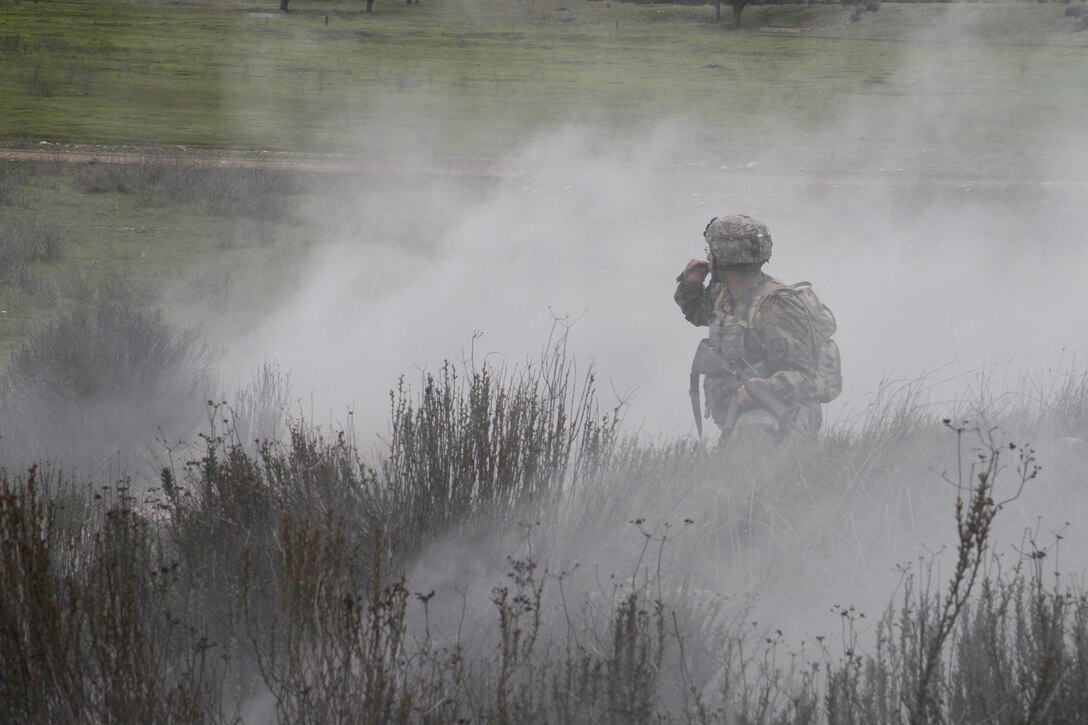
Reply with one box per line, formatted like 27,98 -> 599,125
704,214 -> 773,265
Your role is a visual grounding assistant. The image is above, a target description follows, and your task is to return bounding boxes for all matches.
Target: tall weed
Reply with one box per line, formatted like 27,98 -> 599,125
0,466 -> 231,723
381,333 -> 622,553
2,337 -> 1088,722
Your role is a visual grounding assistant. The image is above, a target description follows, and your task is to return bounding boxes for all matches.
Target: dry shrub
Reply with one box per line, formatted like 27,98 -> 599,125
3,335 -> 1088,722
0,284 -> 214,473
0,163 -> 32,205
246,524 -> 414,724
70,155 -> 304,222
381,332 -> 622,554
0,210 -> 65,280
0,467 -> 231,723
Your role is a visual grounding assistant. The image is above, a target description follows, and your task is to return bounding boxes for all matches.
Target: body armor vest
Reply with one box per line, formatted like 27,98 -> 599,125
707,281 -> 759,365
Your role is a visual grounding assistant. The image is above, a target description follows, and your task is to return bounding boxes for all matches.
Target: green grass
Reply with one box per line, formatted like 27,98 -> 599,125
0,162 -> 314,361
1,0 -> 1086,359
1,0 -> 1085,160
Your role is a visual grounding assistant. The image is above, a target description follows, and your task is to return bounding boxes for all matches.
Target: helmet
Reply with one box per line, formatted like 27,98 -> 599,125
704,214 -> 773,265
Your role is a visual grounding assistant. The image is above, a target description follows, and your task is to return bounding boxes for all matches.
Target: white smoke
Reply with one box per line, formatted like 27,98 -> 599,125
224,130 -> 1087,444
213,1 -> 1088,658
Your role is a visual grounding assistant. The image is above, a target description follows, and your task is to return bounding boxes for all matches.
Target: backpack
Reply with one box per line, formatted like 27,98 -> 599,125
750,279 -> 842,405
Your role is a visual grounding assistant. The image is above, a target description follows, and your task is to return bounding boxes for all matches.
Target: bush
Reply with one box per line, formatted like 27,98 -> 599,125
0,284 -> 214,473
246,522 -> 414,724
0,163 -> 33,206
0,467 -> 231,723
0,211 -> 66,280
381,334 -> 622,554
71,161 -> 141,194
70,155 -> 304,222
4,335 -> 1088,721
162,409 -> 382,649
6,288 -> 207,404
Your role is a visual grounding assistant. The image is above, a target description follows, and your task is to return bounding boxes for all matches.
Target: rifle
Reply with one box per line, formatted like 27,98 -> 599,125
689,339 -> 792,440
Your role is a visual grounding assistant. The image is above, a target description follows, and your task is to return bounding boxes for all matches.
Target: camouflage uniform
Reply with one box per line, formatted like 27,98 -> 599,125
676,216 -> 823,444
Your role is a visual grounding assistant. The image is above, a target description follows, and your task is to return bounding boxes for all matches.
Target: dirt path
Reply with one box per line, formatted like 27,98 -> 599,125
3,143 -> 1086,189
0,143 -> 514,178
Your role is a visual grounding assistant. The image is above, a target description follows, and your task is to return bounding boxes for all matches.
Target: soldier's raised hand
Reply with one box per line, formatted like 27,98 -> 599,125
680,258 -> 710,284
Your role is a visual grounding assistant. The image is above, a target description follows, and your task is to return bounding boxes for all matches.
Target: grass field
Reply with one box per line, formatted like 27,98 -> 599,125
1,0 -> 1086,160
2,0 -> 1086,365
0,160 -> 314,359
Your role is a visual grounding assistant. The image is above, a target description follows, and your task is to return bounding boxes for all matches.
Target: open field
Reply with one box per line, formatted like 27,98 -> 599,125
1,0 -> 1087,356
1,0 -> 1087,168
0,159 -> 317,360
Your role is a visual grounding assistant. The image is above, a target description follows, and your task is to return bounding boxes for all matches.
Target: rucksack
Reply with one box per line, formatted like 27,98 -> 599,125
750,279 -> 842,405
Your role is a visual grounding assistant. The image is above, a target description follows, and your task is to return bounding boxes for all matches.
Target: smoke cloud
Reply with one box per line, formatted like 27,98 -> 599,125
213,5 -> 1088,645
226,141 -> 1087,444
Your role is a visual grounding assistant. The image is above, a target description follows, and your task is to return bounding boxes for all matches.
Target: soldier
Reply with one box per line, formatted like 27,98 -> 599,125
675,214 -> 832,444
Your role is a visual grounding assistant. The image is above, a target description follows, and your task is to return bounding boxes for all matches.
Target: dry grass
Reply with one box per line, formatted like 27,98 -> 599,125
2,327 -> 1088,722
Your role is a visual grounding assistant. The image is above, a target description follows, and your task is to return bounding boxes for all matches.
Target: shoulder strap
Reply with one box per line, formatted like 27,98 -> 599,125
718,277 -> 787,329
746,276 -> 789,328
749,278 -> 826,362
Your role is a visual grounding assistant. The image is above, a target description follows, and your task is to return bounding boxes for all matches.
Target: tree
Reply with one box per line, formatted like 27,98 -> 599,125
845,0 -> 881,22
716,0 -> 751,30
730,0 -> 750,30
